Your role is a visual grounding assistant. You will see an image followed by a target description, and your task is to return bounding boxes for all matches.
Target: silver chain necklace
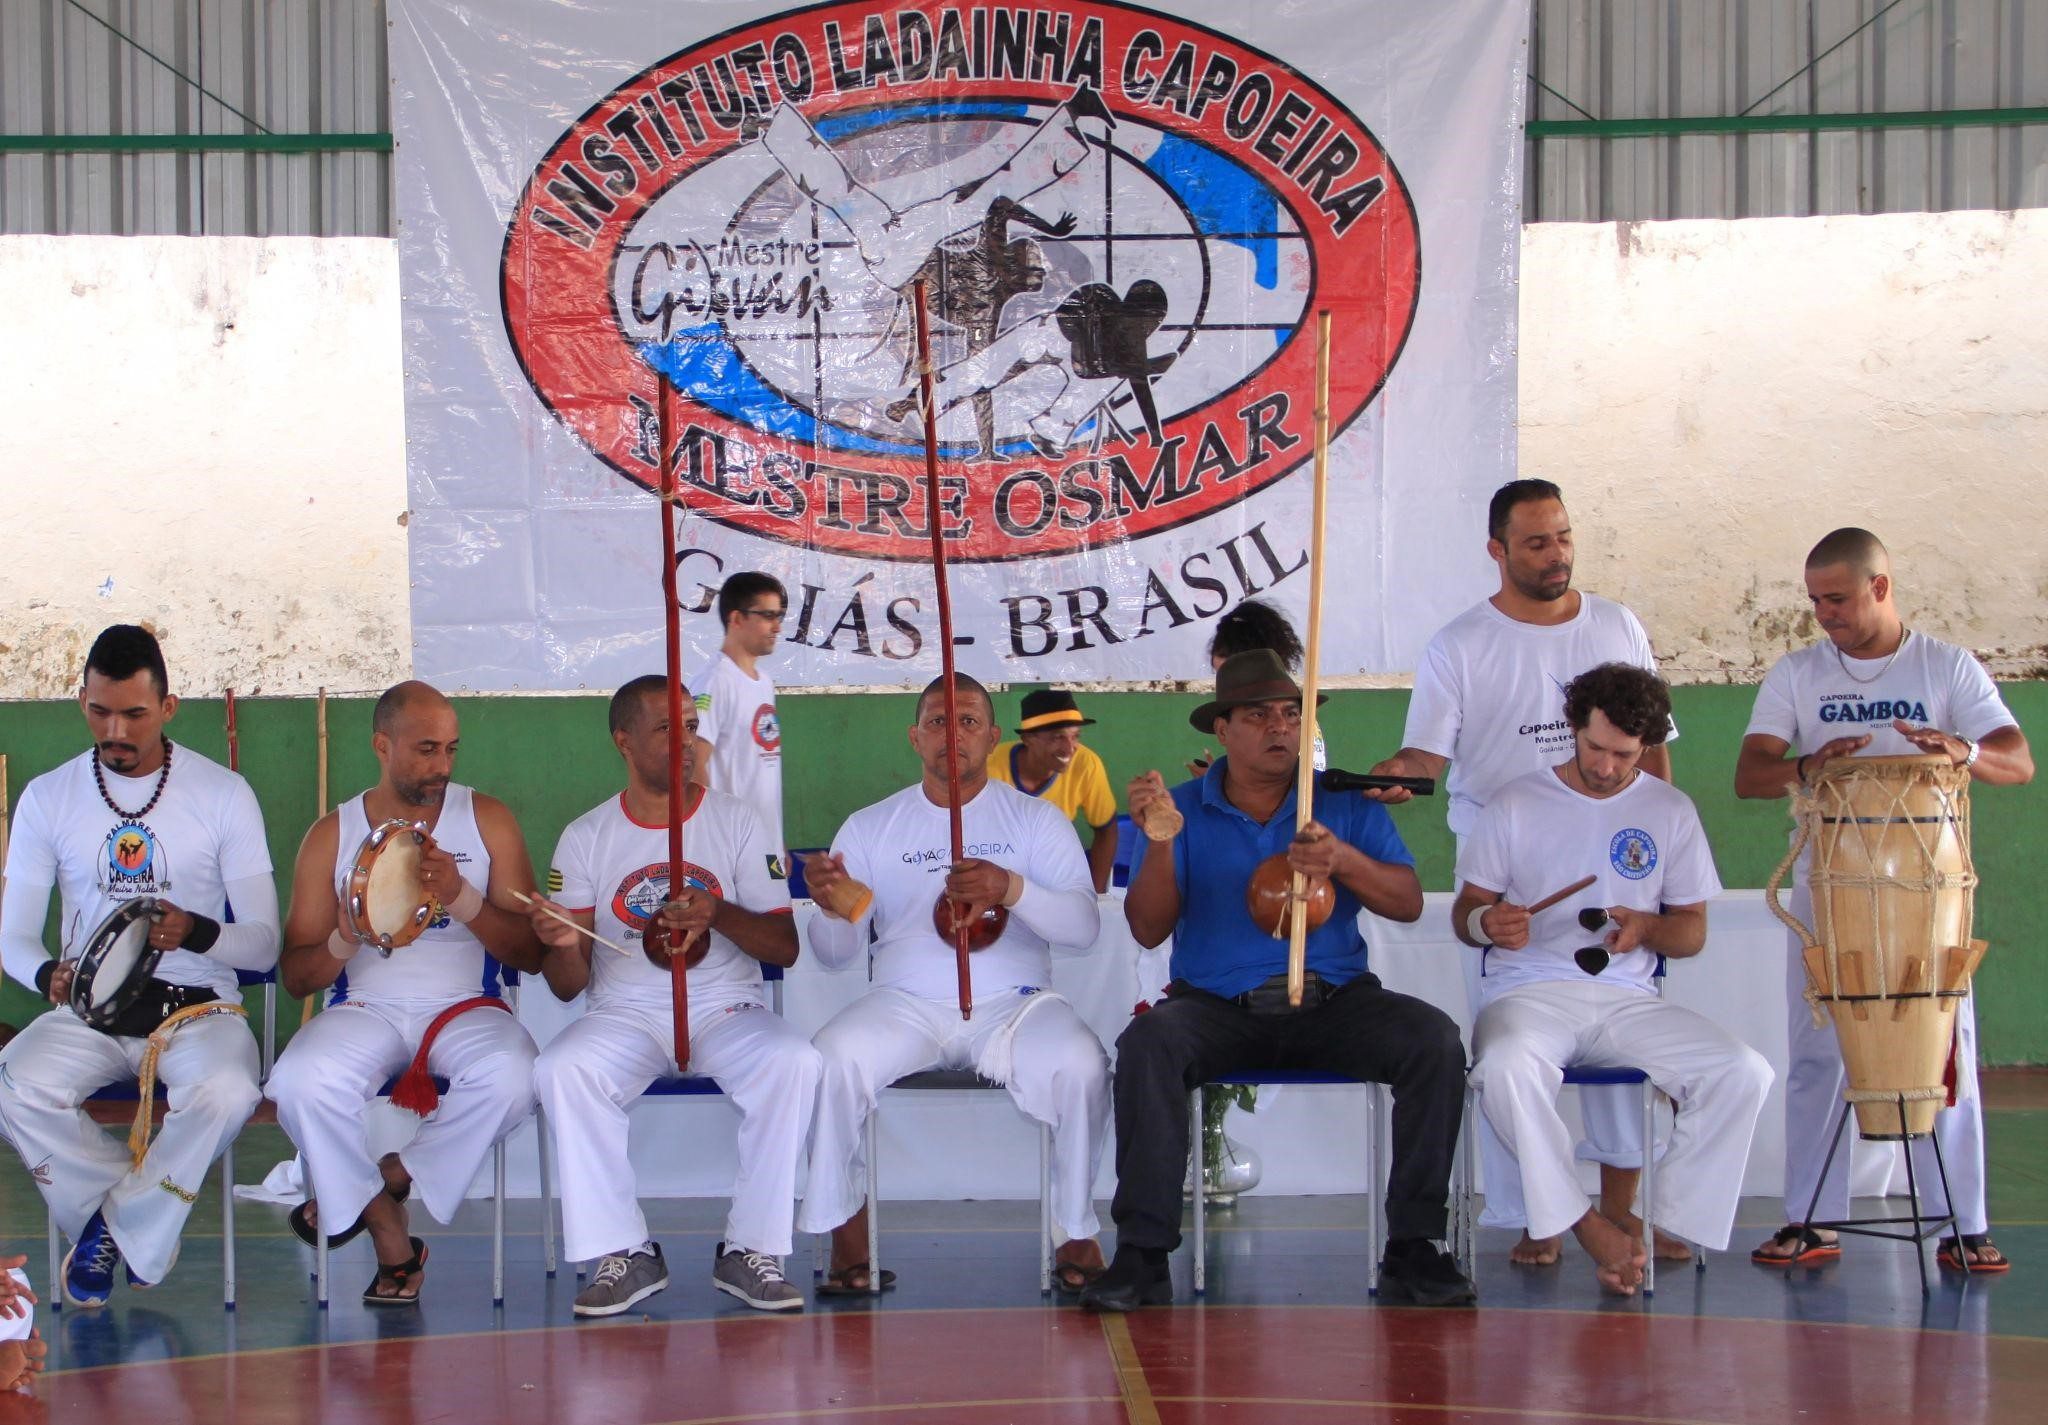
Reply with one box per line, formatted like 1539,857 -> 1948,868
1834,628 -> 1908,685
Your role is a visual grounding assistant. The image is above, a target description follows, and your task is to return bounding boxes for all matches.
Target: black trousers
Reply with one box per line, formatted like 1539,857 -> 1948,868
1108,975 -> 1467,1251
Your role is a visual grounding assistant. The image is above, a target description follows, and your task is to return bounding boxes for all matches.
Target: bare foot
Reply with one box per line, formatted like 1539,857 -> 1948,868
362,1185 -> 414,1271
1604,1210 -> 1696,1261
1509,1231 -> 1562,1266
828,1207 -> 870,1280
1571,1209 -> 1646,1296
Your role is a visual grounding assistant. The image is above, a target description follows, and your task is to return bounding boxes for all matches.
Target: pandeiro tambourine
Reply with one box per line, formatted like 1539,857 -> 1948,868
343,819 -> 435,953
70,896 -> 164,1031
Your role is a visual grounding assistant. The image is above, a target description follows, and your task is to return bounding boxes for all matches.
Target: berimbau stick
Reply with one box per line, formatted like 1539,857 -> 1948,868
657,373 -> 693,1069
1286,311 -> 1333,1008
511,890 -> 633,957
1526,875 -> 1600,918
912,279 -> 974,1021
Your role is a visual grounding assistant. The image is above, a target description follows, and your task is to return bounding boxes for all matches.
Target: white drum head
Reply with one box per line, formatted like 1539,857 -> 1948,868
90,918 -> 153,1010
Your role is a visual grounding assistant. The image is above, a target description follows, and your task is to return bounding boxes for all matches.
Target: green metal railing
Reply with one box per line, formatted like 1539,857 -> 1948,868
0,133 -> 391,154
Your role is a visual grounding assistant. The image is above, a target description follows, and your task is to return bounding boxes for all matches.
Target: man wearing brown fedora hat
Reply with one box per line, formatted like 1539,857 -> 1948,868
1081,651 -> 1475,1311
987,689 -> 1120,892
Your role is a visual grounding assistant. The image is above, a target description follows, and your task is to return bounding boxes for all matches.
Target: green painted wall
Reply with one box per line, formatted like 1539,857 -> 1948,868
4,684 -> 2042,1061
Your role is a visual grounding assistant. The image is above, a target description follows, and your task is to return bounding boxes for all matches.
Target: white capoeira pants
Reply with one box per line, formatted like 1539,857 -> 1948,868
1468,947 -> 1652,1229
761,102 -> 1090,290
264,998 -> 537,1230
0,1008 -> 261,1282
1779,886 -> 1987,1231
533,996 -> 822,1263
1470,978 -> 1772,1249
797,987 -> 1110,1244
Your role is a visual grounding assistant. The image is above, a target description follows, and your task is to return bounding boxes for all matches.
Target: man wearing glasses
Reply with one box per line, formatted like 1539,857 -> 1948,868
1085,650 -> 1474,1311
1453,662 -> 1770,1297
696,573 -> 790,864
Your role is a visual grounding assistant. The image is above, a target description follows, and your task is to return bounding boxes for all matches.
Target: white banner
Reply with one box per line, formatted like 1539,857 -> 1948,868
393,1 -> 1526,690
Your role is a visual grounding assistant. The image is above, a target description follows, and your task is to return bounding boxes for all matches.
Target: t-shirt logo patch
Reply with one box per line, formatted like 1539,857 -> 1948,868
546,867 -> 565,894
1610,829 -> 1657,881
752,704 -> 781,754
612,861 -> 725,932
766,854 -> 787,881
103,820 -> 168,894
694,692 -> 713,713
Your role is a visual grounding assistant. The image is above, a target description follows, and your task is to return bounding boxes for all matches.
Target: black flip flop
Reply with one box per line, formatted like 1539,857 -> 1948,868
289,1200 -> 367,1250
363,1237 -> 429,1306
290,1180 -> 410,1250
815,1262 -> 897,1296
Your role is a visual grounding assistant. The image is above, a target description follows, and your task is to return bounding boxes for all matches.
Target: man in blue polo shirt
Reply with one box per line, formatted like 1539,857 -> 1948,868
1082,651 -> 1474,1310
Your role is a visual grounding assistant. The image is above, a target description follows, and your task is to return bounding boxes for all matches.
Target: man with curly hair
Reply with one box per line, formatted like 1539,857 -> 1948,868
1453,662 -> 1771,1297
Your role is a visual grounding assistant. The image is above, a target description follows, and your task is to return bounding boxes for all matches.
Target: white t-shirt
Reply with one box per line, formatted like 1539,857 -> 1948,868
548,787 -> 789,1012
695,652 -> 784,853
815,779 -> 1099,1005
3,744 -> 271,1002
1404,593 -> 1667,837
1745,630 -> 2016,883
1457,766 -> 1722,999
1745,629 -> 2015,758
331,784 -> 493,1007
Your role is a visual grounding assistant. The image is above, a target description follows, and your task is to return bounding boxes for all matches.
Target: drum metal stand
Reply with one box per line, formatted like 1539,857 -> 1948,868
1799,1093 -> 1965,1296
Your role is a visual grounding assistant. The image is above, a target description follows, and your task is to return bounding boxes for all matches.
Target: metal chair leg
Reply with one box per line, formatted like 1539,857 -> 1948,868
1366,1083 -> 1383,1296
1038,1121 -> 1053,1294
535,1106 -> 558,1277
1189,1088 -> 1206,1295
1641,1081 -> 1656,1298
864,1111 -> 881,1295
493,1140 -> 507,1307
315,1223 -> 329,1309
222,1140 -> 238,1309
47,1214 -> 61,1312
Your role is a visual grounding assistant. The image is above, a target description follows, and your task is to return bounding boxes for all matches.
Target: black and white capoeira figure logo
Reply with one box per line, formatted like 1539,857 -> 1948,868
504,2 -> 1419,561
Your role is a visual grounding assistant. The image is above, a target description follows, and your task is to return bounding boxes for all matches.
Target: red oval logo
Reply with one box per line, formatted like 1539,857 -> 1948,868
502,2 -> 1418,563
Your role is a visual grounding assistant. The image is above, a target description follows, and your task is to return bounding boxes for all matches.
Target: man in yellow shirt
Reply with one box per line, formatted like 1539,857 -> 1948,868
987,690 -> 1118,892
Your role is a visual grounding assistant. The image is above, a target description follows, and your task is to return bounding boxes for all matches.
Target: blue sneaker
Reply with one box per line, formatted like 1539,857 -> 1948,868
63,1209 -> 122,1307
126,1238 -> 179,1290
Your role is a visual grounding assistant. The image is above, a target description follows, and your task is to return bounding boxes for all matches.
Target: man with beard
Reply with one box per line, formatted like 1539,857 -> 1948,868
694,572 -> 790,861
527,676 -> 817,1315
1456,663 -> 1770,1297
267,681 -> 544,1305
802,674 -> 1109,1295
1739,527 -> 2032,1272
0,625 -> 278,1307
1084,651 -> 1473,1311
1368,479 -> 1685,1267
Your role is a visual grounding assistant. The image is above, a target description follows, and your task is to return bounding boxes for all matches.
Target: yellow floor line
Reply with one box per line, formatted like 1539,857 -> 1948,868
1098,1312 -> 1164,1425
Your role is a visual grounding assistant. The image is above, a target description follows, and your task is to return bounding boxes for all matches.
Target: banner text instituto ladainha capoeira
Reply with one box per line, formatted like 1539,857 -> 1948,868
393,0 -> 1527,690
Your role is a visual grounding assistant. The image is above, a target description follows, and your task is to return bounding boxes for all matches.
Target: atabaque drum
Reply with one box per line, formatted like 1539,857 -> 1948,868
1771,754 -> 1981,1138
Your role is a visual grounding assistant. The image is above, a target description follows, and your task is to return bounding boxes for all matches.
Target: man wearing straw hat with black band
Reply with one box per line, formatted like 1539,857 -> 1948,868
987,689 -> 1120,893
1084,650 -> 1474,1311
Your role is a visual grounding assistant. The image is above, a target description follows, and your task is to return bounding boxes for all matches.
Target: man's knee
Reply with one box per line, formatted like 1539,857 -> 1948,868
182,1068 -> 263,1127
1727,1045 -> 1774,1108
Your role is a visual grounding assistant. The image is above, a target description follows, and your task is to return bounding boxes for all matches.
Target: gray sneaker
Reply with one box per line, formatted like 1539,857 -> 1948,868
573,1243 -> 669,1317
712,1242 -> 804,1312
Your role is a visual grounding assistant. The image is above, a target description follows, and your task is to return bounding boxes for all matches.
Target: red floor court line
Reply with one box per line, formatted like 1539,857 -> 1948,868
21,1305 -> 2044,1425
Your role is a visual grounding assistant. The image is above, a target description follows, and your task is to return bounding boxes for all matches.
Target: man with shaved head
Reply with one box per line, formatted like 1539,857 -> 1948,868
1738,529 -> 2033,1273
801,674 -> 1110,1295
268,680 -> 545,1304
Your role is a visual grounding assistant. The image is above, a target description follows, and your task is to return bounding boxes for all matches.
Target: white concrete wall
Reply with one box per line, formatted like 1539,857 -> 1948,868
0,236 -> 410,698
1522,211 -> 2048,681
3,213 -> 2044,697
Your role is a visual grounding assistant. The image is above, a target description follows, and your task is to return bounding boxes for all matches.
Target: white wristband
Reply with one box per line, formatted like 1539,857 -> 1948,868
1465,904 -> 1493,947
1962,738 -> 1981,769
327,928 -> 363,962
446,880 -> 486,924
